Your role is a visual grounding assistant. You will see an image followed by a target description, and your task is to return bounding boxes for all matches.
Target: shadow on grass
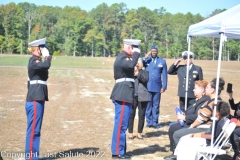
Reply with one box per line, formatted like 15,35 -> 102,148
40,147 -> 102,160
128,144 -> 168,156
145,130 -> 168,138
144,121 -> 172,138
160,121 -> 173,127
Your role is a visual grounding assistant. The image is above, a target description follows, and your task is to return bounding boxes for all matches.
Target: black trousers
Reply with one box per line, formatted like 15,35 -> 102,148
168,122 -> 190,151
179,97 -> 195,112
128,97 -> 148,133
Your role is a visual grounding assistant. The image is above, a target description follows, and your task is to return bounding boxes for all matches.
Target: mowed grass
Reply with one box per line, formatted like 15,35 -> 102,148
0,54 -> 113,68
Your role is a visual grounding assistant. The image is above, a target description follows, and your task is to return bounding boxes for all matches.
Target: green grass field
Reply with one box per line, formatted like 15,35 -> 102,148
0,55 -> 113,68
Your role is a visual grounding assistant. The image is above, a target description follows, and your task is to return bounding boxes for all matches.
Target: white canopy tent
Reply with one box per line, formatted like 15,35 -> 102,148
185,4 -> 240,148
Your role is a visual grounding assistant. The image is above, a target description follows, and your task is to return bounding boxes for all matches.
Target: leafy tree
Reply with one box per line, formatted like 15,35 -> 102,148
0,2 -> 239,59
0,3 -> 24,53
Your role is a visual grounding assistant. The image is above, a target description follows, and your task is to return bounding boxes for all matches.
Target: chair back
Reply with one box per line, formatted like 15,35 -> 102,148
210,122 -> 236,160
197,121 -> 236,160
213,118 -> 230,148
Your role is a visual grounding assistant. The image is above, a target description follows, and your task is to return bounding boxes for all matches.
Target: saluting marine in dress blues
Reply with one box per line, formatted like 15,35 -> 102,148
25,38 -> 52,160
110,39 -> 141,159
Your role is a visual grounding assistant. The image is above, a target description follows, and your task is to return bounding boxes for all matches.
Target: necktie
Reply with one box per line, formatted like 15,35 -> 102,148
152,58 -> 156,64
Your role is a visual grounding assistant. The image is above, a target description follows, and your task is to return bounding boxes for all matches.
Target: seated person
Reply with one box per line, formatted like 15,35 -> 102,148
164,80 -> 209,160
168,77 -> 225,160
174,101 -> 230,160
227,90 -> 240,160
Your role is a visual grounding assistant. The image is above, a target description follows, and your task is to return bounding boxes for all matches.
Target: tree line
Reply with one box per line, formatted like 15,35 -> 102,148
0,2 -> 239,60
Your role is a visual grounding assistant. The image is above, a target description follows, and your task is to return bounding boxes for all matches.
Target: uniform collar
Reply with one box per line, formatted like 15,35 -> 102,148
186,63 -> 193,70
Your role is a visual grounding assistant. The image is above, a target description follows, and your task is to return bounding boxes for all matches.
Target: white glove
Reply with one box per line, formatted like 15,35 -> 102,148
42,48 -> 49,57
132,48 -> 141,54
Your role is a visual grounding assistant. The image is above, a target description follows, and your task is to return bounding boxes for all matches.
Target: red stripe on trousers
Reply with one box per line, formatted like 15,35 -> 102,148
116,102 -> 125,155
29,101 -> 37,160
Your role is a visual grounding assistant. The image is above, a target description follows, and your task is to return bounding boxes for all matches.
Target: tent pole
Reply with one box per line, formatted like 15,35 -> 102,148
184,37 -> 191,111
210,33 -> 224,148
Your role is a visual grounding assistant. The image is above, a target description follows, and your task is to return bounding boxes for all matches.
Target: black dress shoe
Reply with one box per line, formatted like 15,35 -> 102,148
125,153 -> 133,157
164,153 -> 173,159
153,124 -> 163,129
164,154 -> 177,160
146,125 -> 153,128
112,154 -> 131,159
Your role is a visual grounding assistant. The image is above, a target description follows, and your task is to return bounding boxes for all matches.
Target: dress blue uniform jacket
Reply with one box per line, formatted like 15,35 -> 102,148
27,56 -> 51,101
25,55 -> 51,160
142,56 -> 168,92
110,51 -> 140,104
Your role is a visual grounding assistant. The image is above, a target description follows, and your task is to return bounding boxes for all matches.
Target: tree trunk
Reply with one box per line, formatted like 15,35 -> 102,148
103,36 -> 106,57
92,41 -> 94,57
28,18 -> 31,43
20,40 -> 22,54
73,42 -> 76,57
228,49 -> 229,61
166,31 -> 168,58
27,12 -> 35,43
144,30 -> 148,53
212,38 -> 214,61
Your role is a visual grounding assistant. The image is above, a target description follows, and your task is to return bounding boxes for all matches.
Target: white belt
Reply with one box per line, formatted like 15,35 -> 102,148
116,78 -> 134,83
29,80 -> 47,85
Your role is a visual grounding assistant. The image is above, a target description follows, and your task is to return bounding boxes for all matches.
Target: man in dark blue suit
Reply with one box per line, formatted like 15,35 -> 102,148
142,45 -> 168,128
168,51 -> 203,112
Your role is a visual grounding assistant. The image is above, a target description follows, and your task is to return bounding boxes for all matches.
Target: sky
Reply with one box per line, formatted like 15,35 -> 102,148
1,0 -> 240,17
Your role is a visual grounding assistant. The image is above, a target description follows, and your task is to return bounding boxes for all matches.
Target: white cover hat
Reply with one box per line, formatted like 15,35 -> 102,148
182,51 -> 194,58
28,38 -> 46,47
123,39 -> 141,46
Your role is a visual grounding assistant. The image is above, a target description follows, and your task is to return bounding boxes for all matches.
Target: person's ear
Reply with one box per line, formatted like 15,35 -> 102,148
211,88 -> 215,94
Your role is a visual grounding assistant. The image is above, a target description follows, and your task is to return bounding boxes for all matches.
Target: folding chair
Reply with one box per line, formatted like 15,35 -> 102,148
197,121 -> 236,160
200,119 -> 230,157
213,119 -> 230,148
215,119 -> 233,153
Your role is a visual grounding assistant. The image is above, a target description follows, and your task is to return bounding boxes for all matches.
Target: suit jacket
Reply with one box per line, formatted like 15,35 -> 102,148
110,51 -> 140,104
185,95 -> 210,125
142,56 -> 168,92
168,63 -> 203,98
